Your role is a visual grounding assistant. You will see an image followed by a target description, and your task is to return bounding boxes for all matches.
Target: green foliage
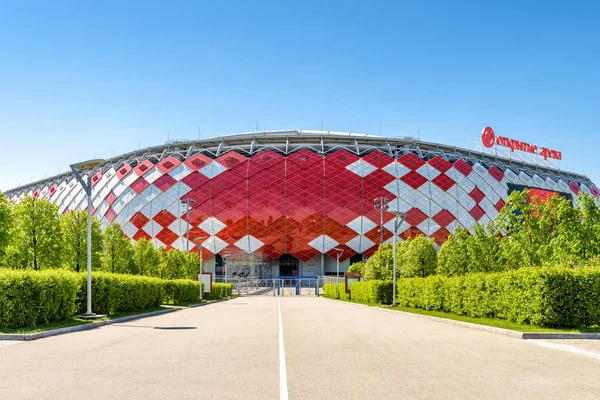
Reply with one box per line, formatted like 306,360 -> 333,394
0,268 -> 80,328
401,236 -> 437,277
163,279 -> 201,304
132,239 -> 161,276
347,261 -> 365,277
61,210 -> 103,273
0,191 -> 12,260
204,283 -> 233,300
101,223 -> 134,274
6,197 -> 63,270
322,283 -> 349,300
349,280 -> 393,304
159,248 -> 199,280
437,227 -> 469,276
76,272 -> 164,315
396,266 -> 600,328
364,242 -> 409,280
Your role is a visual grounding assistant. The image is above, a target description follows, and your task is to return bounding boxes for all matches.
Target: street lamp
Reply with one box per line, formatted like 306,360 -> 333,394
180,199 -> 196,251
385,210 -> 406,306
374,197 -> 390,245
193,236 -> 208,300
333,247 -> 344,299
71,158 -> 106,318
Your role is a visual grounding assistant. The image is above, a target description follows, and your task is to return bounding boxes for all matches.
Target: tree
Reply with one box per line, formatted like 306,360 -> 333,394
5,196 -> 63,270
101,223 -> 134,273
0,191 -> 12,260
576,192 -> 600,260
348,261 -> 366,277
437,227 -> 469,276
61,210 -> 103,272
364,241 -> 410,281
401,236 -> 437,277
466,223 -> 502,273
133,239 -> 160,276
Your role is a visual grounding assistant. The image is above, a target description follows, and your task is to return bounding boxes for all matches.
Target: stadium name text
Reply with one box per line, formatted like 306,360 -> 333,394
481,126 -> 562,160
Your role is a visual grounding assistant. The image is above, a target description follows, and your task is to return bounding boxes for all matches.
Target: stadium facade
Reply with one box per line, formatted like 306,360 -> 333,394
5,130 -> 597,279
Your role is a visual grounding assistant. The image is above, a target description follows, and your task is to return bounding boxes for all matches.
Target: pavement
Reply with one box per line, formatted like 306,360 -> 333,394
1,296 -> 600,399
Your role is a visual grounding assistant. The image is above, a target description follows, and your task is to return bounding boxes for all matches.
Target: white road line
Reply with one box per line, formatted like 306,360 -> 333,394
277,297 -> 289,400
533,340 -> 600,361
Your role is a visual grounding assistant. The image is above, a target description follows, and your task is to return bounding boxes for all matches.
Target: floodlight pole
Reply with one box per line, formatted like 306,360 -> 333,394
70,159 -> 105,317
374,197 -> 390,245
193,236 -> 208,301
181,199 -> 196,251
386,211 -> 406,307
333,247 -> 344,299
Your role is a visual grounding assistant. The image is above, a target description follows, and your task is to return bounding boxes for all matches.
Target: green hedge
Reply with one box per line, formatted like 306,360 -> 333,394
76,272 -> 165,315
205,283 -> 233,300
350,280 -> 393,304
396,266 -> 600,328
0,269 -> 80,328
322,283 -> 349,300
163,279 -> 202,305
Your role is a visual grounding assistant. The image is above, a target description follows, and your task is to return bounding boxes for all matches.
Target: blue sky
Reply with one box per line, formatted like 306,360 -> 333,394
1,0 -> 598,191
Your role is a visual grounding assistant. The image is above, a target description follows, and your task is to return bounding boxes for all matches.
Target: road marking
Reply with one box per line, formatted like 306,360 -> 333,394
277,298 -> 289,400
533,340 -> 600,360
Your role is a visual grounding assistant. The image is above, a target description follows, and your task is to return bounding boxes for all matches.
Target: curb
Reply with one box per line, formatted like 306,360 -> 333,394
0,298 -> 236,342
320,296 -> 600,340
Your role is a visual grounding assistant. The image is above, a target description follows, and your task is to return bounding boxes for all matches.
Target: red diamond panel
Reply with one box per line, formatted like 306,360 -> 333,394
400,171 -> 427,189
398,153 -> 426,170
133,229 -> 151,241
131,212 -> 150,229
470,205 -> 486,221
48,184 -> 58,198
364,226 -> 393,245
325,244 -> 355,262
181,172 -> 210,190
117,163 -> 132,180
569,182 -> 580,195
470,187 -> 485,203
495,199 -> 505,212
105,208 -> 117,223
363,151 -> 394,169
105,191 -> 117,206
216,151 -> 247,169
400,227 -> 425,240
157,156 -> 181,174
366,169 -> 396,188
153,210 -> 177,228
404,208 -> 428,227
33,189 -> 40,198
184,153 -> 212,171
591,185 -> 600,198
488,165 -> 504,182
453,159 -> 473,176
134,160 -> 154,176
429,156 -> 452,173
432,210 -> 456,228
131,177 -> 150,194
153,174 -> 177,192
91,172 -> 102,187
156,228 -> 179,246
325,150 -> 359,168
432,174 -> 455,191
431,228 -> 451,246
251,150 -> 285,169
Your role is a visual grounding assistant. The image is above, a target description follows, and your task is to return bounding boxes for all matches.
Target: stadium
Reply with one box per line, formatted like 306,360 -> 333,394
5,129 -> 597,280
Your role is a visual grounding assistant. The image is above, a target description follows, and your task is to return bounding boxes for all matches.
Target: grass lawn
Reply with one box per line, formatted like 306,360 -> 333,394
0,306 -> 167,335
321,295 -> 600,333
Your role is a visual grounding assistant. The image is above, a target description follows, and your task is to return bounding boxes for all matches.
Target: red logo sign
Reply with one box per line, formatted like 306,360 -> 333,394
481,126 -> 561,160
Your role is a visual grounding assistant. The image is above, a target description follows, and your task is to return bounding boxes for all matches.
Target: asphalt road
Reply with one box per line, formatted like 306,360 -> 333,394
2,296 -> 600,399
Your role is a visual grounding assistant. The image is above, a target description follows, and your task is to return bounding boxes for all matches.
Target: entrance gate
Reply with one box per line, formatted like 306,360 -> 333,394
235,276 -> 319,296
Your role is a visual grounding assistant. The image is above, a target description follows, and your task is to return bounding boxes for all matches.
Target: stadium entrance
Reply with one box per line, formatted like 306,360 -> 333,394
278,254 -> 299,276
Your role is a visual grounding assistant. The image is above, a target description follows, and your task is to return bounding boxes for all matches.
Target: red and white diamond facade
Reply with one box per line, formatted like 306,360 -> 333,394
6,131 -> 597,275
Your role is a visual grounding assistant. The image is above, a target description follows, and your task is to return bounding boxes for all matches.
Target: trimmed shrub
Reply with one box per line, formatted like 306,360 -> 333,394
322,283 -> 349,300
163,279 -> 202,305
0,269 -> 80,328
205,283 -> 233,300
396,266 -> 600,328
350,280 -> 393,304
76,272 -> 164,315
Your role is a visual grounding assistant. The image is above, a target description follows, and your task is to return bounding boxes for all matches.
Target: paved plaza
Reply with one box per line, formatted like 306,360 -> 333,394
2,297 -> 600,399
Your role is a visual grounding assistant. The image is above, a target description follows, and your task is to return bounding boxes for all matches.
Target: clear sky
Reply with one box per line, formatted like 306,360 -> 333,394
1,0 -> 598,191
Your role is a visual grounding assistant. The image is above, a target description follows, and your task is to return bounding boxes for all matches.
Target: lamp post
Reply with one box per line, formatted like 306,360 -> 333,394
333,247 -> 344,299
193,236 -> 208,300
374,197 -> 390,245
385,211 -> 406,306
180,199 -> 196,251
70,158 -> 106,318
